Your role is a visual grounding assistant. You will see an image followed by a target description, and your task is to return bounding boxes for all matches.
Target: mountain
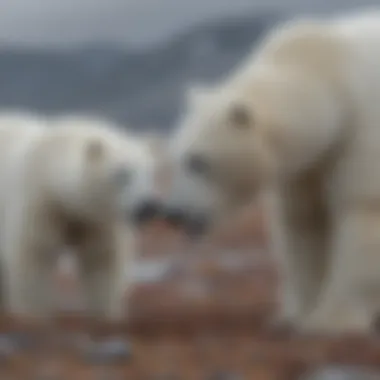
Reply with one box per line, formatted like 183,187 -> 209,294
0,11 -> 281,133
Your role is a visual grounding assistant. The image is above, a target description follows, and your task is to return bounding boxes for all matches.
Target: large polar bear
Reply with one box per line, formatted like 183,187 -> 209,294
130,10 -> 380,334
0,111 -> 153,320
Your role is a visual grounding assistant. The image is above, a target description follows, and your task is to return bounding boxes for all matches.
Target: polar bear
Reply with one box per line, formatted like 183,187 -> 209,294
0,111 -> 152,320
130,10 -> 380,334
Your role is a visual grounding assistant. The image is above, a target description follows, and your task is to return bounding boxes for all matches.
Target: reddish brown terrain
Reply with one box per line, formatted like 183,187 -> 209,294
1,205 -> 380,379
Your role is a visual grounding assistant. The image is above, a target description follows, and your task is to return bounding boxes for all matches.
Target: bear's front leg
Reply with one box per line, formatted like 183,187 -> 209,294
271,221 -> 328,329
2,226 -> 58,319
78,223 -> 135,321
266,188 -> 329,329
76,223 -> 135,363
299,207 -> 380,335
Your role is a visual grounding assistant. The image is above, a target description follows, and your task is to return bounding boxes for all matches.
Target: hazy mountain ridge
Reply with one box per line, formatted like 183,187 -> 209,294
0,12 -> 281,132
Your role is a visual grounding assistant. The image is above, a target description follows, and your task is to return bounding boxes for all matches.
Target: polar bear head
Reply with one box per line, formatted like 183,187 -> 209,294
38,115 -> 155,225
133,62 -> 344,235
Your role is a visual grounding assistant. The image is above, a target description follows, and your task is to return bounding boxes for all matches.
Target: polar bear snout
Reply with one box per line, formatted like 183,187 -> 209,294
161,207 -> 210,237
162,207 -> 188,227
130,199 -> 164,226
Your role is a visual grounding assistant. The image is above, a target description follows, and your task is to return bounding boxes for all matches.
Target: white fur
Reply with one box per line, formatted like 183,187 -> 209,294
161,10 -> 380,334
0,111 -> 148,320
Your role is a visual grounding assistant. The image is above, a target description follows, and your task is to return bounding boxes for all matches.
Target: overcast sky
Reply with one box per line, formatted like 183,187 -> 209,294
0,0 -> 378,49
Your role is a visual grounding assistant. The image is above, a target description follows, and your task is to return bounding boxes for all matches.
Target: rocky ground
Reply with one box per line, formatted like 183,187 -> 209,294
1,205 -> 380,379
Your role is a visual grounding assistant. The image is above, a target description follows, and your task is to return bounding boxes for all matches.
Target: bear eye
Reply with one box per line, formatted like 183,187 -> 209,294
185,154 -> 211,178
229,104 -> 251,129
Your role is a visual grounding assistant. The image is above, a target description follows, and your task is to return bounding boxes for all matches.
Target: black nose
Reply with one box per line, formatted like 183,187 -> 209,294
131,200 -> 163,225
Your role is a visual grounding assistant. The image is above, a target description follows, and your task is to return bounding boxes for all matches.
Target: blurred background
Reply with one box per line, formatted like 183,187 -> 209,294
0,0 -> 379,132
2,1 -> 380,378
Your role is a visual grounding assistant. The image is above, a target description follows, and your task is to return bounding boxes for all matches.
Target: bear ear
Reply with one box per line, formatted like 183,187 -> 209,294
86,139 -> 104,161
228,103 -> 252,130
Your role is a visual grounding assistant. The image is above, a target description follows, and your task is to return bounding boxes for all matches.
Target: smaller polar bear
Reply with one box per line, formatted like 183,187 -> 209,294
130,10 -> 380,334
0,111 -> 153,320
